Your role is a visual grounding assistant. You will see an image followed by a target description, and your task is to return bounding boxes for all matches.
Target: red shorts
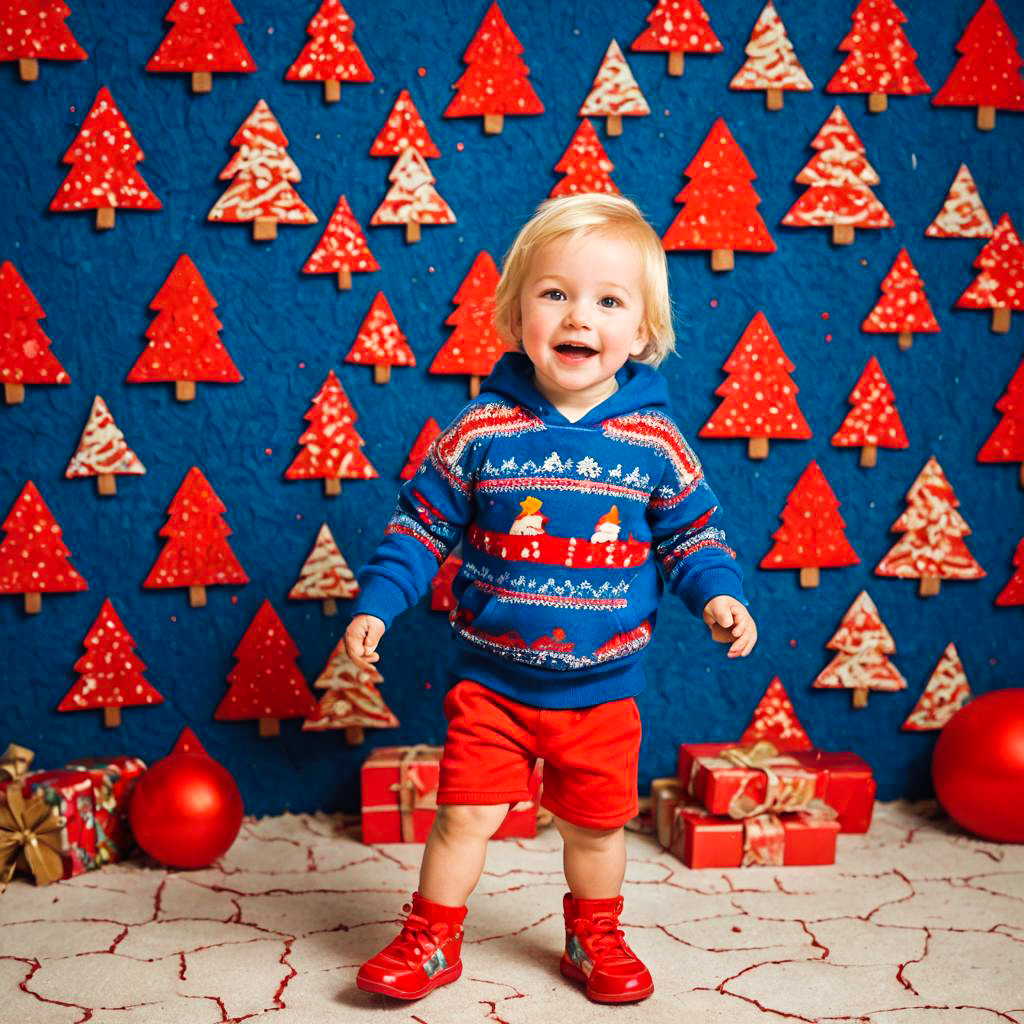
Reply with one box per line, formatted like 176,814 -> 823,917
437,679 -> 643,830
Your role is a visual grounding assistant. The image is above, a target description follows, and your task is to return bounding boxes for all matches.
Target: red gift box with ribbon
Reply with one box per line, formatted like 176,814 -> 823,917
669,801 -> 840,869
361,745 -> 540,844
65,756 -> 147,865
787,750 -> 876,833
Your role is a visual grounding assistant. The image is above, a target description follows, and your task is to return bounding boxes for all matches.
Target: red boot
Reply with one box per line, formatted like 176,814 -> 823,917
356,892 -> 467,1000
560,893 -> 654,1003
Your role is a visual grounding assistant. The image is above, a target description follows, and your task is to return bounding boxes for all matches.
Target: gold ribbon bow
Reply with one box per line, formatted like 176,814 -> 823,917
388,746 -> 440,843
0,743 -> 34,782
716,741 -> 816,819
0,786 -> 64,888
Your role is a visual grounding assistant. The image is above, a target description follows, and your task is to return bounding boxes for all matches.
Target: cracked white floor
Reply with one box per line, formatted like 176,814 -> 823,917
2,800 -> 1023,1023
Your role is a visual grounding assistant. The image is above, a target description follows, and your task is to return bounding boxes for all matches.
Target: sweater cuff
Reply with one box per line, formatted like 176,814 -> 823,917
679,566 -> 748,618
351,574 -> 413,629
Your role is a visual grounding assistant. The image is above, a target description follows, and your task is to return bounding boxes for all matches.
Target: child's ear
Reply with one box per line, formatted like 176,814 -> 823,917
630,320 -> 649,357
509,303 -> 522,339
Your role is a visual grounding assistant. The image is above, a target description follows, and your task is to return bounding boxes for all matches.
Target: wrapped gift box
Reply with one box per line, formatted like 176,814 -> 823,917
65,756 -> 147,864
793,750 -> 876,834
650,777 -> 684,848
361,745 -> 541,844
669,802 -> 840,869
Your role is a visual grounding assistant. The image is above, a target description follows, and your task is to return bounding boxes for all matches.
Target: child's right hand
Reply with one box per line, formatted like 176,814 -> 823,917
345,614 -> 386,671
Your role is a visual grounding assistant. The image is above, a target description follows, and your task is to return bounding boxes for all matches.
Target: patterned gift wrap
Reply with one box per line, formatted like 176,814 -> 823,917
669,802 -> 840,869
361,745 -> 540,844
65,756 -> 146,864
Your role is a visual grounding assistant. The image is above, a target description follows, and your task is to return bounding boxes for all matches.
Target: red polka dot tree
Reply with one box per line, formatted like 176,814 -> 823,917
831,356 -> 908,468
0,0 -> 86,82
346,292 -> 415,385
128,254 -> 242,402
302,195 -> 378,291
401,418 -> 441,480
995,537 -> 1024,608
978,357 -> 1024,487
739,675 -> 814,751
285,0 -> 373,104
550,119 -> 619,198
631,0 -> 722,77
862,248 -> 940,351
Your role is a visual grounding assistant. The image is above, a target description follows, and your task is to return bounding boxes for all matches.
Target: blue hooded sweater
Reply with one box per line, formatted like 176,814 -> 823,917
352,352 -> 748,709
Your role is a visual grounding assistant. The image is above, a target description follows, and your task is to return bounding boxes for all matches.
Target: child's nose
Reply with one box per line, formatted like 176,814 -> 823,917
564,303 -> 591,329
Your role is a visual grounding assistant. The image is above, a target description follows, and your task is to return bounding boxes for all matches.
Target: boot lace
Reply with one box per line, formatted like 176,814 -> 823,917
388,905 -> 448,967
575,913 -> 633,964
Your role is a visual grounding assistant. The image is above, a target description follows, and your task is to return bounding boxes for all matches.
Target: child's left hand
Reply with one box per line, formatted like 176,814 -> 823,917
703,597 -> 758,658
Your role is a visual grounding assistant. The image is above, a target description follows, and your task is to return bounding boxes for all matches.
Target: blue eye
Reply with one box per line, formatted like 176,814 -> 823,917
599,296 -> 621,308
542,289 -> 565,300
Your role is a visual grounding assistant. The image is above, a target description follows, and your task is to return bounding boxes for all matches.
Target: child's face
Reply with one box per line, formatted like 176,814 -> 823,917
512,231 -> 649,408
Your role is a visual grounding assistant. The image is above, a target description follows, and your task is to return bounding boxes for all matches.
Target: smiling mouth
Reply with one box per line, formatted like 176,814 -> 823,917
555,343 -> 597,358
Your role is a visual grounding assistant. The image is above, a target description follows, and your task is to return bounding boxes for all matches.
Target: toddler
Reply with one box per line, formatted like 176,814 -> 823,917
345,193 -> 757,1004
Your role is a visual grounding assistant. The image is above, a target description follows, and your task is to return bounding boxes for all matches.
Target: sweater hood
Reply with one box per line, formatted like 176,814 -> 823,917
478,351 -> 671,424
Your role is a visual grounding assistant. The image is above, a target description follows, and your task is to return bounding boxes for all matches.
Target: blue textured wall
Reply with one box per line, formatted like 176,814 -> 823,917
2,0 -> 1022,816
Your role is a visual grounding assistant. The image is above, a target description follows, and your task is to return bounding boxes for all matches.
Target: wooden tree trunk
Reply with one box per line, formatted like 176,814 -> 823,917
859,444 -> 878,469
374,364 -> 391,384
4,383 -> 25,405
833,224 -> 854,245
484,113 -> 503,134
977,105 -> 995,131
322,597 -> 337,617
97,473 -> 117,496
992,307 -> 1010,334
253,217 -> 278,241
868,92 -> 888,113
258,717 -> 280,738
765,88 -> 783,111
748,437 -> 769,460
668,51 -> 683,76
799,566 -> 820,589
710,249 -> 734,272
919,576 -> 940,597
324,477 -> 341,496
1019,463 -> 1024,490
345,725 -> 365,745
24,592 -> 41,615
175,380 -> 196,402
96,207 -> 115,231
324,79 -> 340,103
103,706 -> 122,728
19,58 -> 39,82
852,688 -> 869,709
337,268 -> 352,291
898,331 -> 913,351
189,584 -> 207,608
606,114 -> 622,137
405,220 -> 421,243
468,375 -> 481,399
192,72 -> 213,93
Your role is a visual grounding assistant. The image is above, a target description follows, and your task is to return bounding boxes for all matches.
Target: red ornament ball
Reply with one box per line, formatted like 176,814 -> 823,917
129,752 -> 244,868
931,688 -> 1024,842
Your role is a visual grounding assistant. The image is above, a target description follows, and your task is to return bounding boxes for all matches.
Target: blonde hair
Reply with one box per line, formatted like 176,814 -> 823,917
493,193 -> 675,366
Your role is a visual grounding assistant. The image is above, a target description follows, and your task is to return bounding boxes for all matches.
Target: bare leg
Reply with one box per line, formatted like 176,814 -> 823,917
418,803 -> 511,907
554,815 -> 626,899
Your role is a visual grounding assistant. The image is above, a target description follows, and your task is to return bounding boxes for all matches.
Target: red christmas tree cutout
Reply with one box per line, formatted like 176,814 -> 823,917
289,522 -> 358,616
370,144 -> 456,244
579,39 -> 650,137
285,0 -> 373,104
65,395 -> 146,496
302,195 -> 378,290
401,418 -> 441,480
663,118 -> 775,271
632,0 -> 722,77
832,356 -> 908,468
995,537 -> 1024,607
128,254 -> 242,401
978,357 -> 1024,487
0,481 -> 87,614
302,638 -> 398,744
875,455 -> 986,597
739,675 -> 813,751
444,2 -> 544,134
144,467 -> 249,607
286,369 -> 377,495
761,460 -> 859,588
429,252 -> 504,397
215,600 -> 316,738
147,0 -> 256,93
699,312 -> 811,459
826,0 -> 930,113
431,552 -> 463,612
925,163 -> 993,238
782,105 -> 893,245
370,89 -> 440,158
933,0 -> 1024,131
172,726 -> 208,756
730,1 -> 812,111
956,213 -> 1024,333
813,590 -> 906,708
208,99 -> 317,241
50,86 -> 162,231
902,642 -> 972,730
862,248 -> 940,351
1,0 -> 86,81
0,260 -> 69,405
550,118 -> 619,199
57,599 -> 163,728
346,292 -> 415,384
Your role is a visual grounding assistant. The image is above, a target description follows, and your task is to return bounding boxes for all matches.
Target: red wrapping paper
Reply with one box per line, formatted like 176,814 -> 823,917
793,750 -> 876,833
669,802 -> 839,869
361,745 -> 540,844
65,756 -> 146,864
